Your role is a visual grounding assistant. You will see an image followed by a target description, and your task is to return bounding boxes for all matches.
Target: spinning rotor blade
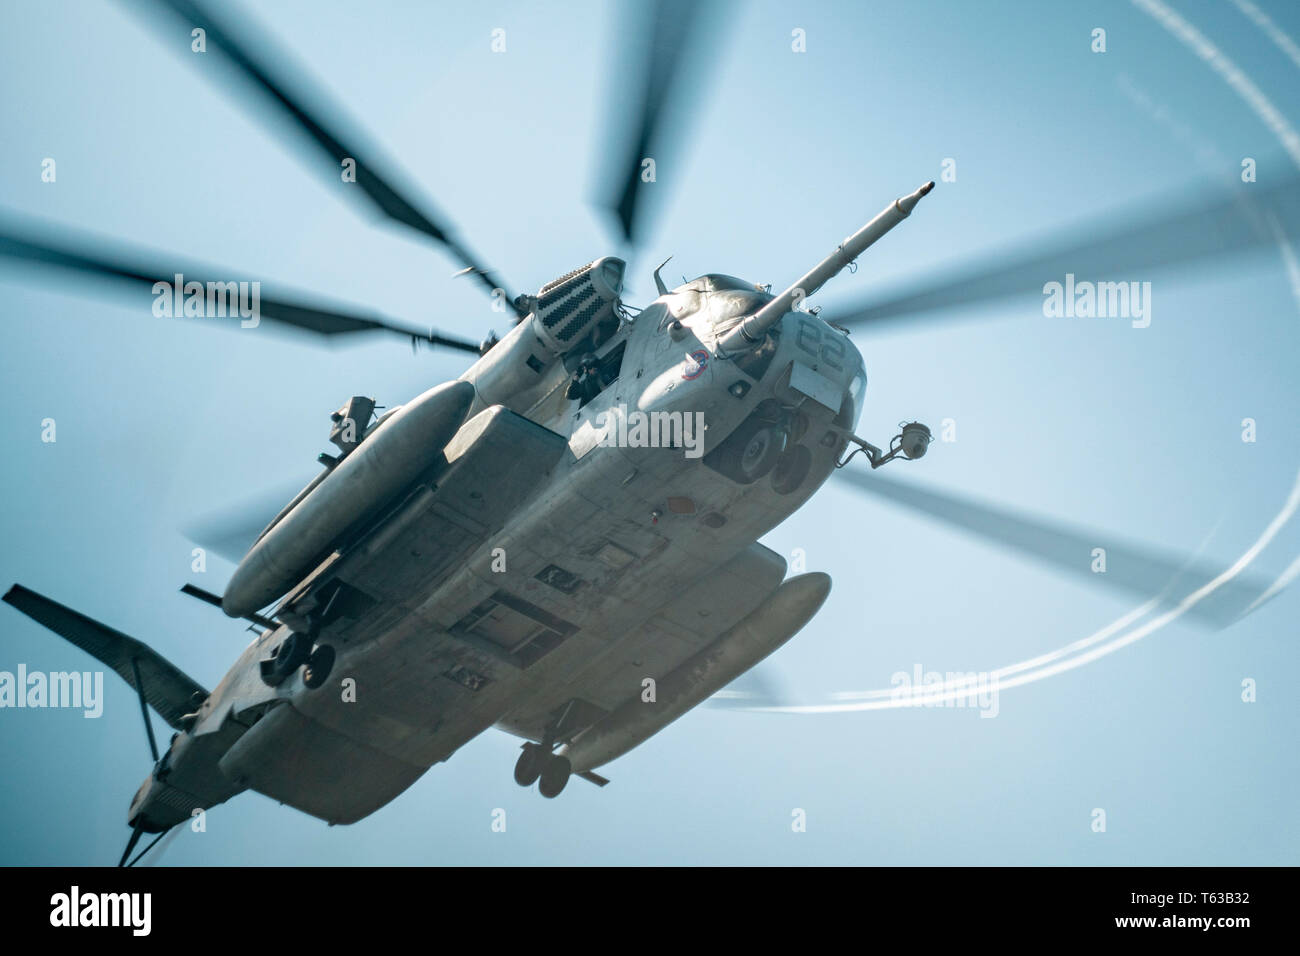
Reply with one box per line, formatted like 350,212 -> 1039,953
183,477 -> 313,566
125,825 -> 180,867
0,219 -> 482,353
828,170 -> 1300,330
127,0 -> 522,313
836,470 -> 1274,629
599,0 -> 724,245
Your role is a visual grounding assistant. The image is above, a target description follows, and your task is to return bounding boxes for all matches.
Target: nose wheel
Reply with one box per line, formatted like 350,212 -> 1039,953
513,743 -> 572,798
703,403 -> 792,485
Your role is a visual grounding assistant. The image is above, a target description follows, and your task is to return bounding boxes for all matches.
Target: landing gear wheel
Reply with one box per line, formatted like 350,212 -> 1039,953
259,631 -> 312,687
771,444 -> 812,495
738,425 -> 786,483
514,744 -> 544,787
303,644 -> 336,689
538,754 -> 572,798
705,413 -> 788,484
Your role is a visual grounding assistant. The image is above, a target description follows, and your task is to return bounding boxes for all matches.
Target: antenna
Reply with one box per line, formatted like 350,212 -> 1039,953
653,256 -> 673,295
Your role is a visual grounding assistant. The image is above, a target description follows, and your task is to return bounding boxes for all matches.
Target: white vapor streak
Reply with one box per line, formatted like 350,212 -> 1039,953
827,601 -> 1155,702
744,2 -> 1300,717
1243,552 -> 1300,615
1131,0 -> 1300,170
750,469 -> 1300,715
1231,0 -> 1300,72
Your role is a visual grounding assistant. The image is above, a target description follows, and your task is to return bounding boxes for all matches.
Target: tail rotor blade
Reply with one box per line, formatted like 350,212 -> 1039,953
129,825 -> 182,867
118,824 -> 146,868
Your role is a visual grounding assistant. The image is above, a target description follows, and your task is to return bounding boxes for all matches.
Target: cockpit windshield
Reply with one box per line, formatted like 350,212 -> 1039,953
669,274 -> 773,327
708,288 -> 772,324
676,273 -> 766,294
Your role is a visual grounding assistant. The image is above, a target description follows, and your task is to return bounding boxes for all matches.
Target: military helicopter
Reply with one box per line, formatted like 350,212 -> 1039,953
1,0 -> 1293,867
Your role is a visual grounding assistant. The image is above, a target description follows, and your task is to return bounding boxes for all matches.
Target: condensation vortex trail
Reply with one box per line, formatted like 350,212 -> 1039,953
745,2 -> 1300,716
748,467 -> 1300,714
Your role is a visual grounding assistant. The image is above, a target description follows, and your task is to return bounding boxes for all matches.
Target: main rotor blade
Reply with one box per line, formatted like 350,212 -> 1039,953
183,477 -> 313,566
126,0 -> 521,313
599,0 -> 721,245
828,170 -> 1300,329
835,470 -> 1275,629
0,219 -> 482,353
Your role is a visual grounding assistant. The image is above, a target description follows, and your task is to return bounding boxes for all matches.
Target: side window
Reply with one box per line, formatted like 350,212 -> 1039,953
599,341 -> 626,387
567,342 -> 626,408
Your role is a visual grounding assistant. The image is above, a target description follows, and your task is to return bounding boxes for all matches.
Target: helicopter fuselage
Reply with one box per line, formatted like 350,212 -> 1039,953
129,280 -> 866,829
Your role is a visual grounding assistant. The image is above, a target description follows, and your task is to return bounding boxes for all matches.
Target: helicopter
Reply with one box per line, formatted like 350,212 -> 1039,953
1,0 -> 1294,867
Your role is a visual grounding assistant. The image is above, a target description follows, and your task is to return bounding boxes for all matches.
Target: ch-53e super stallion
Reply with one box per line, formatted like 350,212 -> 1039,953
1,0 -> 1290,865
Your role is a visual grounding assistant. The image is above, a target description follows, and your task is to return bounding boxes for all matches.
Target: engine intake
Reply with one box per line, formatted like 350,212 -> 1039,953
531,256 -> 625,353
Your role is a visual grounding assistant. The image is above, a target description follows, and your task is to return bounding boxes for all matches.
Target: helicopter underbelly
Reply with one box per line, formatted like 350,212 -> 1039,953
310,434 -> 824,743
211,538 -> 804,825
217,701 -> 427,825
192,351 -> 850,824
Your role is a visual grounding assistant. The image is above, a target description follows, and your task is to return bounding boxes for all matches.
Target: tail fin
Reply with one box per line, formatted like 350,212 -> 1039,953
3,584 -> 208,729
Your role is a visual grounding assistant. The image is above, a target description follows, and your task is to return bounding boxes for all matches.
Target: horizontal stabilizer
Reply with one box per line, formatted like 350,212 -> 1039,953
2,584 -> 208,729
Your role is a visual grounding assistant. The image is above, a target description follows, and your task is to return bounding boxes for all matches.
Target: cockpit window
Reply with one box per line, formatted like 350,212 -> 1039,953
701,273 -> 763,292
675,273 -> 767,294
708,289 -> 772,325
667,274 -> 774,329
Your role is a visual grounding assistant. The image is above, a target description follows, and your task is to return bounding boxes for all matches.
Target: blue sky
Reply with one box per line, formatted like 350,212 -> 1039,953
1,0 -> 1297,864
